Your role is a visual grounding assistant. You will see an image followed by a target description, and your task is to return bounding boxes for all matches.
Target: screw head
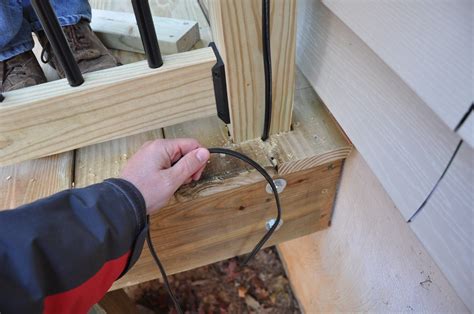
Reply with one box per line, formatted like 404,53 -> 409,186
266,178 -> 287,194
265,218 -> 283,231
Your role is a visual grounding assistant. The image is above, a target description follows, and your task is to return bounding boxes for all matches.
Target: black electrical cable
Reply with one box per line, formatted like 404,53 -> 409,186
145,147 -> 282,313
261,0 -> 272,141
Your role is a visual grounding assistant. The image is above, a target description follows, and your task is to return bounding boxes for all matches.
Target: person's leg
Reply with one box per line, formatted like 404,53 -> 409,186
23,0 -> 119,78
0,0 -> 34,61
0,0 -> 46,92
23,0 -> 92,31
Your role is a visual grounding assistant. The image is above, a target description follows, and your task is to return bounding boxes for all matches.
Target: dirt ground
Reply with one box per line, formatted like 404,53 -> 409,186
125,247 -> 301,314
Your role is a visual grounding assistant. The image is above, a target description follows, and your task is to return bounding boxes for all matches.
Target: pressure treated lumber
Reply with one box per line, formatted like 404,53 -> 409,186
112,162 -> 342,290
296,0 -> 461,220
89,0 -> 213,48
75,68 -> 351,290
75,130 -> 164,188
208,0 -> 297,142
411,142 -> 474,311
0,153 -> 73,210
0,48 -> 217,167
91,9 -> 200,54
278,150 -> 468,313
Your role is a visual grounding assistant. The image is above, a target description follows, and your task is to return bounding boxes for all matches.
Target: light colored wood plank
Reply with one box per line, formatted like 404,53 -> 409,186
323,0 -> 473,131
75,131 -> 163,188
0,48 -> 217,167
89,0 -> 212,47
208,0 -> 296,142
273,86 -> 351,175
278,150 -> 469,313
296,0 -> 461,220
410,142 -> 474,311
113,162 -> 342,290
162,69 -> 351,200
0,153 -> 73,210
91,9 -> 200,55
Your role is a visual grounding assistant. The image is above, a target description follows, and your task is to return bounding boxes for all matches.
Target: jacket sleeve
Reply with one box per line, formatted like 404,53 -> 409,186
0,178 -> 148,314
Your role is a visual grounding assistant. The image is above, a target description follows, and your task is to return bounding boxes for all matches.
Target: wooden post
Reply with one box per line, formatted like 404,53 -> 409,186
208,0 -> 297,142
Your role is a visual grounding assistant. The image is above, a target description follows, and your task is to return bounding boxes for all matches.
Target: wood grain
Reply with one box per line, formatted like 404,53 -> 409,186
296,0 -> 461,220
162,71 -> 351,201
112,162 -> 342,290
0,153 -> 73,210
278,150 -> 469,313
0,48 -> 217,167
410,142 -> 474,311
208,0 -> 296,142
324,0 -> 473,132
91,9 -> 200,54
274,87 -> 351,175
89,0 -> 212,48
75,131 -> 163,188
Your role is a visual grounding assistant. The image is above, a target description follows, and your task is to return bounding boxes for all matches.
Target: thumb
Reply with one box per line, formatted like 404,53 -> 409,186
168,148 -> 210,187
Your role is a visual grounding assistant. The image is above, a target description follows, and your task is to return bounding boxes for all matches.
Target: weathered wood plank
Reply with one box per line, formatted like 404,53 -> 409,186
278,150 -> 468,312
113,162 -> 341,290
207,0 -> 296,142
75,131 -> 164,188
0,153 -> 73,210
0,48 -> 217,167
91,9 -> 200,54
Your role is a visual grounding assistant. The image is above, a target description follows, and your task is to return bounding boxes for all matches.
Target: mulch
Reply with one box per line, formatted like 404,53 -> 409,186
125,247 -> 301,314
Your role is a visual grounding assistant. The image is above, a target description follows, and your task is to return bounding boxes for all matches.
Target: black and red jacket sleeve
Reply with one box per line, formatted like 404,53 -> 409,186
0,178 -> 148,314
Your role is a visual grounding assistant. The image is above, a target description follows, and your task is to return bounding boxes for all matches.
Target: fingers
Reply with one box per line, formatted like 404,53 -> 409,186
192,163 -> 207,181
167,148 -> 210,189
161,138 -> 201,163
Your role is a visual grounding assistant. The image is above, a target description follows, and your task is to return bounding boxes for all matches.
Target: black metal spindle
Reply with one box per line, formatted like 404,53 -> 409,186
31,0 -> 84,87
131,0 -> 163,68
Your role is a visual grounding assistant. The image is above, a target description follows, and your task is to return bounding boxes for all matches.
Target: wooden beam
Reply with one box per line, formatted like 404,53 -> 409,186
208,0 -> 297,142
91,9 -> 200,55
112,162 -> 342,290
0,48 -> 217,167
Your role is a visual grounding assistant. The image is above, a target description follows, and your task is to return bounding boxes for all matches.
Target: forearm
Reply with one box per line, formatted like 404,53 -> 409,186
0,179 -> 147,313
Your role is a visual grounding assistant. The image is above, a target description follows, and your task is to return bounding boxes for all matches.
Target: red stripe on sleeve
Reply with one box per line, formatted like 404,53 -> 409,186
43,252 -> 130,314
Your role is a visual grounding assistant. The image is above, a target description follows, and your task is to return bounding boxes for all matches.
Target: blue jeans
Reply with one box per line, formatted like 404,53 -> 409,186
0,0 -> 91,61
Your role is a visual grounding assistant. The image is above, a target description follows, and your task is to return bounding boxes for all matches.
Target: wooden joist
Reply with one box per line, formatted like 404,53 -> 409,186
208,0 -> 297,142
91,9 -> 200,54
0,48 -> 217,167
113,162 -> 342,290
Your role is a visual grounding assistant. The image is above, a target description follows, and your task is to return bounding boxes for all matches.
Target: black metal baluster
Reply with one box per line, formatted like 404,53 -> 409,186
31,0 -> 84,87
131,0 -> 163,68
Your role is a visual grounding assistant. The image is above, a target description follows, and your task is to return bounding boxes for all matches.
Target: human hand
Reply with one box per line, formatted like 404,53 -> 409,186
120,138 -> 210,215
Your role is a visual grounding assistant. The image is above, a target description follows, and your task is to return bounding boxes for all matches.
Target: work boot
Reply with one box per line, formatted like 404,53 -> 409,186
0,50 -> 47,92
38,19 -> 119,78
